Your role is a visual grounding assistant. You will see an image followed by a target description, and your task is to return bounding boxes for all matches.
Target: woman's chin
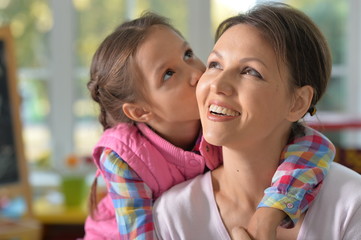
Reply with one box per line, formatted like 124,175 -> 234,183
203,132 -> 224,147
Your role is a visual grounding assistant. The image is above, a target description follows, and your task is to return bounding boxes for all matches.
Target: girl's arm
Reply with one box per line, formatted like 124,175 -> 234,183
100,148 -> 156,240
247,127 -> 335,237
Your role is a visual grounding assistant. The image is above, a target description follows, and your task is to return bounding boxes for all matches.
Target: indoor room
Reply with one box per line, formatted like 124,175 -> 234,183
1,0 -> 361,239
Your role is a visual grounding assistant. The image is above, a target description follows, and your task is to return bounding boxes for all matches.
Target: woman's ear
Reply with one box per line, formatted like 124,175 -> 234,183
287,85 -> 314,122
122,103 -> 152,122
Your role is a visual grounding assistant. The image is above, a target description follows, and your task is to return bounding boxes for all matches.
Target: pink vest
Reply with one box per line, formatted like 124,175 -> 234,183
84,123 -> 221,239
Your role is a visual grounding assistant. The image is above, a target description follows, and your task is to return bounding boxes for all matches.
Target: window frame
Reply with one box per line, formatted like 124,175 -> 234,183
42,0 -> 361,172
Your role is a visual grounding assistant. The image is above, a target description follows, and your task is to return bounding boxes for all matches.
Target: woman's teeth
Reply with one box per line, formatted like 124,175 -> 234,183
209,104 -> 240,116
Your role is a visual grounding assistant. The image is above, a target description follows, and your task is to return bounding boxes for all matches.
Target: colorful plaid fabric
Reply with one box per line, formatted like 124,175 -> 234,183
100,148 -> 155,240
100,127 -> 335,238
259,127 -> 335,228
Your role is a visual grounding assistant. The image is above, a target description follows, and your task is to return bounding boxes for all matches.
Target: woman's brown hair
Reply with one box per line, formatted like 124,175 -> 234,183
215,2 -> 332,139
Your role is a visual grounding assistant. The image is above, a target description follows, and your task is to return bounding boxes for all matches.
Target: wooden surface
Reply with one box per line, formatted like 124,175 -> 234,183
32,196 -> 87,240
0,218 -> 42,240
33,197 -> 88,225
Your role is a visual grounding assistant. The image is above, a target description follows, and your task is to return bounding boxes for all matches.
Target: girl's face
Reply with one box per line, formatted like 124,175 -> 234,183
197,24 -> 294,148
135,25 -> 205,125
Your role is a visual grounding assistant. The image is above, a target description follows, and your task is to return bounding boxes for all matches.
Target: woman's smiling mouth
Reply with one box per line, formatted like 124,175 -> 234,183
209,104 -> 240,117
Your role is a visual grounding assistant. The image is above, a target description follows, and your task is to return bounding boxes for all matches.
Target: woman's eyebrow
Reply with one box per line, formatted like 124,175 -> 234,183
210,50 -> 267,69
239,57 -> 268,69
209,50 -> 223,60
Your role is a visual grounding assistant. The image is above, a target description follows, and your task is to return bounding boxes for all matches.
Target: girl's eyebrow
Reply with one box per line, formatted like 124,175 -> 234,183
154,41 -> 190,74
210,50 -> 268,69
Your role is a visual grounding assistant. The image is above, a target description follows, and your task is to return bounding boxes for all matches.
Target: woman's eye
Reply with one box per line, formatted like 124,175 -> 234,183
163,69 -> 175,81
208,61 -> 221,69
184,49 -> 194,60
242,67 -> 263,79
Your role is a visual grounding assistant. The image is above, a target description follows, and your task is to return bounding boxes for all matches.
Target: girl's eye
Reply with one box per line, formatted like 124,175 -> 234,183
208,61 -> 221,69
163,69 -> 175,81
184,49 -> 194,60
242,67 -> 263,79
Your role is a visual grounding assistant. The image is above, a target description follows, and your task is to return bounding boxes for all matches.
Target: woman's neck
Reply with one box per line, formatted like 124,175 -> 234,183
211,137 -> 288,231
214,145 -> 280,206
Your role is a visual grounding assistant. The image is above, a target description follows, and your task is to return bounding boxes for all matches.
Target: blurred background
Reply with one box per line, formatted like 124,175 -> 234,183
2,0 -> 359,178
1,0 -> 361,239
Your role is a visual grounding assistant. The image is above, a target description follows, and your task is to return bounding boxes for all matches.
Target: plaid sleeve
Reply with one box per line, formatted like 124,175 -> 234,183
258,126 -> 335,228
99,148 -> 156,240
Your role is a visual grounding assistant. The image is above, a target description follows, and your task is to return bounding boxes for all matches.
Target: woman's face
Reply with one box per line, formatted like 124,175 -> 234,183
135,25 -> 205,124
196,24 -> 294,148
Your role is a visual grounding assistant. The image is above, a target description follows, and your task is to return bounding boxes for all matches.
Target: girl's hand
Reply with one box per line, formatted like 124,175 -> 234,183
231,226 -> 253,240
246,207 -> 284,240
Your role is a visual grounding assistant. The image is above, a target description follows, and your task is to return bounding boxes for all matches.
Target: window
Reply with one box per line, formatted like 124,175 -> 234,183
0,0 -> 51,166
1,0 -> 194,172
285,0 -> 348,112
2,0 -> 360,175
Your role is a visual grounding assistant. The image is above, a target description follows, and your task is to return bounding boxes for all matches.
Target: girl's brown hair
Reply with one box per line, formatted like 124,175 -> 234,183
87,12 -> 182,217
215,2 -> 332,139
88,12 -> 182,131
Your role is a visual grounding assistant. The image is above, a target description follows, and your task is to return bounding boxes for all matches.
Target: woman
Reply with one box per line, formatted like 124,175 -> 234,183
153,3 -> 361,240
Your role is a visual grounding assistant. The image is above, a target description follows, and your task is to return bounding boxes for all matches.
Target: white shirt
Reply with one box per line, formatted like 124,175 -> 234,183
153,163 -> 361,240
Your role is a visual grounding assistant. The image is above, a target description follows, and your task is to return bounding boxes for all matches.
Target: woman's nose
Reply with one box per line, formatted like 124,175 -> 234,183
210,72 -> 233,96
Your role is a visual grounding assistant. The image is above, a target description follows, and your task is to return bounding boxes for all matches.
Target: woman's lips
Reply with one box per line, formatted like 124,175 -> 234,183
207,104 -> 240,122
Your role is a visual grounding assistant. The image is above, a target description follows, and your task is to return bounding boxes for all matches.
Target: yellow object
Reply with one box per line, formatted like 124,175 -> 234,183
33,195 -> 87,225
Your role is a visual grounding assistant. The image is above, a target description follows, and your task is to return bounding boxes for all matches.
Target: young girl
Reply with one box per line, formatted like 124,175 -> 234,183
84,12 -> 335,239
154,3 -> 360,239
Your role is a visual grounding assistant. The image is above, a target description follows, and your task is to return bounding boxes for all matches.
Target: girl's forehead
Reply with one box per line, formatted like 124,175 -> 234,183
137,25 -> 186,61
146,24 -> 182,40
133,25 -> 188,86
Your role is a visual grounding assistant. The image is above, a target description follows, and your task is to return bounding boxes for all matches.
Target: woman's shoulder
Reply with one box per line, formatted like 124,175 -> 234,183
316,162 -> 361,209
155,171 -> 212,206
153,172 -> 211,229
298,163 -> 361,239
328,162 -> 361,188
153,172 -> 230,239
